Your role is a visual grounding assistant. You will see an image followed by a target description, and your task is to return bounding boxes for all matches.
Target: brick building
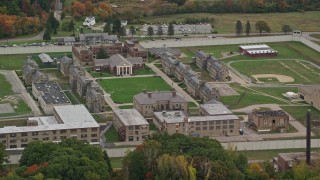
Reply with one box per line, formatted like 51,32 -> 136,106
248,110 -> 289,132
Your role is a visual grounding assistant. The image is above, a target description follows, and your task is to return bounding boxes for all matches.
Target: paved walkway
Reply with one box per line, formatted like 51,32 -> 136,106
147,63 -> 198,106
94,74 -> 154,80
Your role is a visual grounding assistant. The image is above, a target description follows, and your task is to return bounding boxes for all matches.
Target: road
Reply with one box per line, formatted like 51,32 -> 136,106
147,63 -> 199,106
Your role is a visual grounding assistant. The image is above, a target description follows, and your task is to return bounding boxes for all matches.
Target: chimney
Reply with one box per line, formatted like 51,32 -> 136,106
172,90 -> 176,97
306,110 -> 311,165
143,89 -> 146,94
148,92 -> 152,98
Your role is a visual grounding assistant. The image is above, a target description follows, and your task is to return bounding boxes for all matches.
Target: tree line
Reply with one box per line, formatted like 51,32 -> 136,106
154,0 -> 320,16
235,20 -> 293,36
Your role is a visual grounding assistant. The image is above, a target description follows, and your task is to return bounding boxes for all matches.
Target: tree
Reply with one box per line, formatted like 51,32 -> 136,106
129,26 -> 136,37
123,150 -> 147,180
112,19 -> 122,35
0,143 -> 9,171
166,0 -> 187,6
245,20 -> 251,36
104,22 -> 111,33
18,139 -> 110,179
292,162 -> 315,180
47,12 -> 59,30
96,47 -> 108,59
43,29 -> 51,40
168,23 -> 174,37
235,20 -> 243,36
103,151 -> 112,173
147,26 -> 154,38
157,25 -> 163,36
120,26 -> 127,37
255,21 -> 271,35
282,24 -> 292,34
246,163 -> 269,180
157,154 -> 189,180
68,20 -> 75,32
235,153 -> 248,173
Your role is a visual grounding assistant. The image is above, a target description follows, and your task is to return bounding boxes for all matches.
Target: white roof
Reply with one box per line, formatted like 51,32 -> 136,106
239,44 -> 270,49
153,111 -> 187,123
114,109 -> 148,126
54,105 -> 97,124
0,105 -> 99,134
246,50 -> 277,54
200,102 -> 233,116
38,53 -> 53,63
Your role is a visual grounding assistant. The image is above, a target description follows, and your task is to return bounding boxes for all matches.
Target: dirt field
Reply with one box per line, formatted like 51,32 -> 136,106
252,74 -> 294,83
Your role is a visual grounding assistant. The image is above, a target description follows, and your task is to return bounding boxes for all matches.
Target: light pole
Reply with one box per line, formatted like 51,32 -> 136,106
77,28 -> 79,42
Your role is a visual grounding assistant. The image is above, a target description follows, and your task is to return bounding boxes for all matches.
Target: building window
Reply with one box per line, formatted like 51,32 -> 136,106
229,120 -> 234,124
0,134 -> 5,138
203,127 -> 207,130
10,145 -> 17,149
10,140 -> 16,143
216,126 -> 221,130
196,122 -> 201,126
32,138 -> 38,141
42,137 -> 49,141
223,125 -> 228,129
81,134 -> 87,138
21,139 -> 28,143
91,134 -> 97,137
60,130 -> 66,134
21,133 -> 28,137
216,121 -> 221,125
135,126 -> 140,130
91,139 -> 98,142
128,136 -> 134,141
91,128 -> 98,132
135,131 -> 139,135
202,122 -> 207,125
229,125 -> 234,129
128,126 -> 133,130
81,129 -> 87,133
223,121 -> 228,124
53,131 -> 56,134
196,127 -> 201,131
42,132 -> 49,135
209,121 -> 214,125
32,132 -> 38,136
71,129 -> 77,133
21,144 -> 28,148
10,133 -> 16,137
209,126 -> 214,130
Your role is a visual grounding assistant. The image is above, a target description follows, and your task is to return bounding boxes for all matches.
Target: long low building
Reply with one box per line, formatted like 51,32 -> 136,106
239,44 -> 278,57
113,109 -> 149,142
298,85 -> 320,110
0,105 -> 100,149
153,111 -> 240,137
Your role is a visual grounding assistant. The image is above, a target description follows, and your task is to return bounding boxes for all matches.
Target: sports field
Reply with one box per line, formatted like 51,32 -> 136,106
230,60 -> 320,84
98,77 -> 172,103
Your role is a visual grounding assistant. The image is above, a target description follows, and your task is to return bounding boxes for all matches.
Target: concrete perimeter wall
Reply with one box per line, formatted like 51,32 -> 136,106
222,139 -> 320,151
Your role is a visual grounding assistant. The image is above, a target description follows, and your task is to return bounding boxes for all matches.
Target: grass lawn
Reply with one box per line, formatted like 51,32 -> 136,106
92,114 -> 107,123
281,106 -> 320,136
98,77 -> 171,103
40,69 -> 70,90
105,125 -> 119,143
0,74 -> 12,97
64,91 -> 79,104
110,157 -> 124,169
0,119 -> 27,128
188,102 -> 198,108
221,91 -> 288,109
243,148 -> 320,161
257,77 -> 279,83
133,68 -> 155,75
90,71 -> 114,78
142,11 -> 320,34
0,52 -> 72,70
119,105 -> 133,109
0,100 -> 32,117
249,87 -> 298,100
230,60 -> 320,84
180,42 -> 320,65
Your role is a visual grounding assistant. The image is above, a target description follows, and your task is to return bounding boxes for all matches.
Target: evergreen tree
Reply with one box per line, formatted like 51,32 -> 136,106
255,21 -> 271,35
157,25 -> 163,36
168,23 -> 174,37
245,20 -> 251,36
96,47 -> 108,59
112,19 -> 122,35
43,29 -> 51,40
103,151 -> 113,173
147,26 -> 154,38
104,22 -> 111,33
282,25 -> 292,34
129,26 -> 136,37
68,20 -> 75,31
235,20 -> 243,36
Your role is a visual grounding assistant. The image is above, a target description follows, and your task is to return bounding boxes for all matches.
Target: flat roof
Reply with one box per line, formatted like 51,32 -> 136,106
278,152 -> 320,161
200,100 -> 233,116
154,111 -> 187,123
189,115 -> 239,122
33,82 -> 70,105
54,105 -> 98,124
114,109 -> 148,126
38,53 -> 53,63
0,105 -> 99,134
